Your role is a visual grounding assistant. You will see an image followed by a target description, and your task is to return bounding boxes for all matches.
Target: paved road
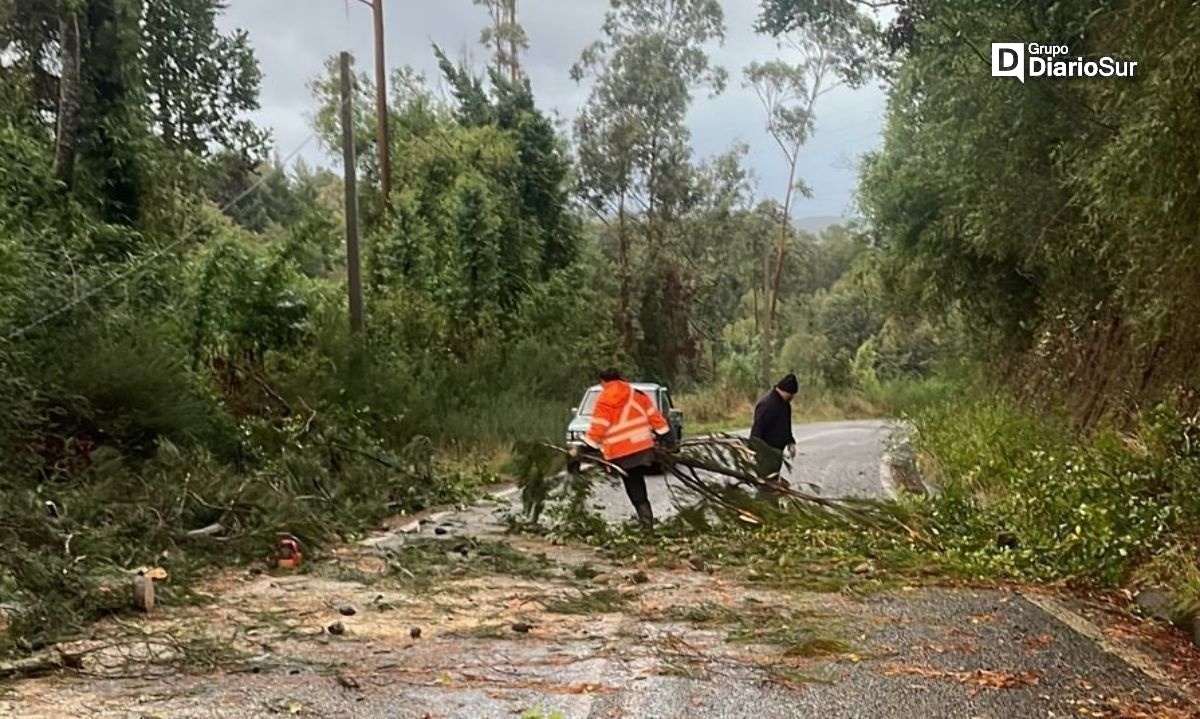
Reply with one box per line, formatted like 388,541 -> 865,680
418,420 -> 899,536
4,420 -> 1193,719
788,419 -> 899,499
593,418 -> 897,524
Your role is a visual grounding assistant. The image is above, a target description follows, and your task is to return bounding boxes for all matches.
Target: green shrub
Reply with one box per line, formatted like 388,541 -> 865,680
868,375 -> 961,417
716,353 -> 760,398
34,315 -> 235,460
188,229 -> 312,365
913,395 -> 1200,585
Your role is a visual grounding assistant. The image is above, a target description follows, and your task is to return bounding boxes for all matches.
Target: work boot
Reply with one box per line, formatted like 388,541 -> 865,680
634,503 -> 655,533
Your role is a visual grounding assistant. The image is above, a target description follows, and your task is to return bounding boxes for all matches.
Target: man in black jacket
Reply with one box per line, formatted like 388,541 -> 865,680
750,373 -> 798,483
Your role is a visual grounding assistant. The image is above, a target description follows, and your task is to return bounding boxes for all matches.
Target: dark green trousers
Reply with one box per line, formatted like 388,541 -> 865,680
750,438 -> 784,479
750,438 -> 785,504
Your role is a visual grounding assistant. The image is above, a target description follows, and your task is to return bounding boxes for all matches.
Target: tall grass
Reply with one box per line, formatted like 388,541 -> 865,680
677,382 -> 901,434
677,385 -> 756,433
867,375 -> 964,418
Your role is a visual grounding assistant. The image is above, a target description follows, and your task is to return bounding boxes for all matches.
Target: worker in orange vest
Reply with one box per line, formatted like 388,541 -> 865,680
570,368 -> 672,530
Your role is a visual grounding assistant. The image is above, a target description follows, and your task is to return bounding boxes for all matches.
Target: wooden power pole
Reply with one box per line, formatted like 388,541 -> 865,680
508,0 -> 520,84
340,52 -> 365,335
371,0 -> 392,211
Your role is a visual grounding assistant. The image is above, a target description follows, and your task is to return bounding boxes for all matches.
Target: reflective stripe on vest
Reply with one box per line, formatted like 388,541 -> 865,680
600,390 -> 655,460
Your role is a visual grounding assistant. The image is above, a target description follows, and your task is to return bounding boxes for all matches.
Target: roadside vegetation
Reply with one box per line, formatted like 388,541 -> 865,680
3,0 -> 1200,667
912,394 -> 1200,620
528,388 -> 1200,636
851,0 -> 1200,629
609,0 -> 1200,639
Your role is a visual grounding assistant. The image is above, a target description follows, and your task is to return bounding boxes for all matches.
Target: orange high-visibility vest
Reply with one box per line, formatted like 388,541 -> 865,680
584,380 -> 670,461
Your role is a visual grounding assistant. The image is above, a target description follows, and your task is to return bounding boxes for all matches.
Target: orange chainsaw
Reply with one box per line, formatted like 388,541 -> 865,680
275,533 -> 304,569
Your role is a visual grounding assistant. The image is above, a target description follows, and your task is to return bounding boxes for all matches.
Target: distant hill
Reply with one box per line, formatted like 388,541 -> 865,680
793,216 -> 854,235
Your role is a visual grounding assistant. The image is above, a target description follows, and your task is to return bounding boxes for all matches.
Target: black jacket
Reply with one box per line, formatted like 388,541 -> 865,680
750,389 -> 795,450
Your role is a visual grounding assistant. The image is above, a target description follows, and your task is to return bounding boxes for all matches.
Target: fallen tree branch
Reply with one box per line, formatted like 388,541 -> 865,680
185,522 -> 225,538
0,648 -> 79,679
657,434 -> 935,546
327,441 -> 402,471
513,437 -> 933,546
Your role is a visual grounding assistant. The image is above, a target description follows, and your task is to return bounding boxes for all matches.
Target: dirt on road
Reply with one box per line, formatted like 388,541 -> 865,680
2,526 -> 1198,719
3,421 -> 1198,718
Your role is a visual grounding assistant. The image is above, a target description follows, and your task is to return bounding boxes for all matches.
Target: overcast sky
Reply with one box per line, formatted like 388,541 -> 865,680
219,0 -> 887,220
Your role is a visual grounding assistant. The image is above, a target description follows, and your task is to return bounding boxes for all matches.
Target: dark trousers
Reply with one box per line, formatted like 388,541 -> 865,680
750,437 -> 784,478
750,438 -> 786,504
621,464 -> 649,508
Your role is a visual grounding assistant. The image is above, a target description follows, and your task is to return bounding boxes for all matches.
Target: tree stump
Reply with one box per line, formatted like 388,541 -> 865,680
133,572 -> 155,613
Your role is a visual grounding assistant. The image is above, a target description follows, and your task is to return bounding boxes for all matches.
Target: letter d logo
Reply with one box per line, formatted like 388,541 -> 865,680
991,42 -> 1025,82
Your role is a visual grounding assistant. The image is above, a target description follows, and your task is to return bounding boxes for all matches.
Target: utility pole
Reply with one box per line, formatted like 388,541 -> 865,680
508,0 -> 520,84
345,0 -> 392,212
340,52 -> 365,335
369,0 -> 391,211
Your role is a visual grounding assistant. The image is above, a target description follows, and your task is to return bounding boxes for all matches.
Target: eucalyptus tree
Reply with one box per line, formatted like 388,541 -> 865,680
473,0 -> 528,83
743,34 -> 840,384
571,0 -> 726,357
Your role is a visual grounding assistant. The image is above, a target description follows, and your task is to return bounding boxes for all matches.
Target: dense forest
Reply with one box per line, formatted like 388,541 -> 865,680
1,0 -> 1198,653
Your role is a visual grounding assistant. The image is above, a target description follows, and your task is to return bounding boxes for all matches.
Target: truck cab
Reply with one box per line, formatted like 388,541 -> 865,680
565,382 -> 683,473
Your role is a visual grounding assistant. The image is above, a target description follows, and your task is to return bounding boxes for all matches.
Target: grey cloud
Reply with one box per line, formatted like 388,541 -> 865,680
220,0 -> 885,218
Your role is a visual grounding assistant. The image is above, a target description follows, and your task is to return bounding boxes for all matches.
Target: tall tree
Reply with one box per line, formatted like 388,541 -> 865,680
436,49 -> 581,280
82,0 -> 144,225
681,144 -> 762,374
473,0 -> 527,84
857,0 -> 1200,419
141,0 -> 264,157
756,0 -> 888,80
3,0 -> 263,203
54,0 -> 84,187
0,0 -> 60,119
0,0 -> 144,211
312,49 -> 582,342
744,28 -> 841,384
571,0 -> 726,361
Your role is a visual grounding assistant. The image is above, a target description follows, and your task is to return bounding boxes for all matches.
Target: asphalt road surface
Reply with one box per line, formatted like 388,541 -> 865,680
588,418 -> 898,524
4,420 -> 1193,719
418,419 -> 899,533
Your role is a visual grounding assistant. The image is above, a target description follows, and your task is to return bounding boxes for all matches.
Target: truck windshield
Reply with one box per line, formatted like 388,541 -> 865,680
579,386 -> 663,415
578,389 -> 600,416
